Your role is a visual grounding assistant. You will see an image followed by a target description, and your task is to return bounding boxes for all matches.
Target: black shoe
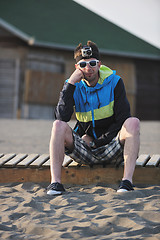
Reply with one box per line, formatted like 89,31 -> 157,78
47,182 -> 65,195
117,180 -> 134,193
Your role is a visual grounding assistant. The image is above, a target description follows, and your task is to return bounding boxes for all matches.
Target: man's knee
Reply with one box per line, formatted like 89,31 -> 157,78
124,117 -> 140,135
52,120 -> 74,149
52,120 -> 69,134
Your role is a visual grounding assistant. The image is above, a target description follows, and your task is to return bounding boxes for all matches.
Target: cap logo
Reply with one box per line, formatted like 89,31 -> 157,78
81,46 -> 92,58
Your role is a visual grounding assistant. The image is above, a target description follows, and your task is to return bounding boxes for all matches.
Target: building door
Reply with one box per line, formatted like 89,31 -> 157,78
0,59 -> 19,118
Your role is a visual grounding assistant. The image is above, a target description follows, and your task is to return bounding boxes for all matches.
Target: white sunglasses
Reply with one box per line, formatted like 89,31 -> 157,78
77,60 -> 99,68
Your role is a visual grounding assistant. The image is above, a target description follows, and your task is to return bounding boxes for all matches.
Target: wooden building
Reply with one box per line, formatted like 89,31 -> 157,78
0,0 -> 160,120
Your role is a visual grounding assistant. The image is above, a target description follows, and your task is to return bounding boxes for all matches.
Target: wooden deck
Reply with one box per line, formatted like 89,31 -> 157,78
0,153 -> 160,185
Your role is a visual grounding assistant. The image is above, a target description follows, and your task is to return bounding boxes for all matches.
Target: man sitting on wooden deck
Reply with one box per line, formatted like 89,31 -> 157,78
47,41 -> 140,195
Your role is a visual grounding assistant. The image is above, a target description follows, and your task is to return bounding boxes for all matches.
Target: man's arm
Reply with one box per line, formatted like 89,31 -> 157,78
94,78 -> 131,147
55,69 -> 84,122
55,82 -> 75,122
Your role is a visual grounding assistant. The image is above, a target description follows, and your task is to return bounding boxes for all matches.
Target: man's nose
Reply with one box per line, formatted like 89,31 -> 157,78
85,63 -> 92,69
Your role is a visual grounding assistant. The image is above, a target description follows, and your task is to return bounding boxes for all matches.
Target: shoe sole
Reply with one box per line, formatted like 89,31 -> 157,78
47,190 -> 62,195
117,189 -> 128,193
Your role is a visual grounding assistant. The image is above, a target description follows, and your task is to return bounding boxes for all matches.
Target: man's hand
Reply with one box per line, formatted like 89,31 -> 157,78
68,69 -> 84,85
81,134 -> 93,146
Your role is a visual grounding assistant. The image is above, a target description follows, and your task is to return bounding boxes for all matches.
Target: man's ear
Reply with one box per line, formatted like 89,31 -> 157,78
98,61 -> 101,68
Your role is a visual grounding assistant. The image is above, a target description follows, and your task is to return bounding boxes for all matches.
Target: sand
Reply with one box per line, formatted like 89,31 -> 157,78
0,183 -> 160,240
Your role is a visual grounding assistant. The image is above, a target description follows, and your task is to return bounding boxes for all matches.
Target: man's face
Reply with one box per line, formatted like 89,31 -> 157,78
75,58 -> 101,85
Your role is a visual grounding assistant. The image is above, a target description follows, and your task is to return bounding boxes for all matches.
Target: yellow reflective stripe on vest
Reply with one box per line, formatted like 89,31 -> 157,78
76,111 -> 92,122
94,101 -> 114,120
75,101 -> 114,122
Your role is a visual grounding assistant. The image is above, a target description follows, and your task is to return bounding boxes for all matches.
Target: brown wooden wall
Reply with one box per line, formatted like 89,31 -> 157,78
24,70 -> 65,105
135,59 -> 160,120
101,56 -> 136,116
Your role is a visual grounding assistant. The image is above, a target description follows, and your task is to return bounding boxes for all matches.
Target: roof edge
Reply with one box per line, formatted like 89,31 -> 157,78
34,40 -> 160,60
34,40 -> 74,51
0,18 -> 159,60
100,48 -> 160,60
0,18 -> 35,45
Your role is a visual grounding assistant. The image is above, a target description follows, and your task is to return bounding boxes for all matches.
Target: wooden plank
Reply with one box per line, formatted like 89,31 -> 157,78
146,155 -> 160,167
64,158 -> 81,167
63,159 -> 73,167
68,161 -> 80,167
63,156 -> 73,167
63,156 -> 81,167
136,154 -> 150,167
0,153 -> 16,167
30,154 -> 50,167
42,159 -> 50,167
0,168 -> 50,183
4,154 -> 28,167
0,166 -> 160,185
62,167 -> 160,185
0,59 -> 18,118
16,154 -> 39,167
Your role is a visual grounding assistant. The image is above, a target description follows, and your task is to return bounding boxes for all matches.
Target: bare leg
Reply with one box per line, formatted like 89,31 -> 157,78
119,117 -> 140,183
49,120 -> 74,183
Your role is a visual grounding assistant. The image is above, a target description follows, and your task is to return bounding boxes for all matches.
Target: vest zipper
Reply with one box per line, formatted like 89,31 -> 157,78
90,92 -> 97,139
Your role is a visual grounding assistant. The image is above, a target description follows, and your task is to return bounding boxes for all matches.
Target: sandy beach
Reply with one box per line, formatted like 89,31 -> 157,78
0,119 -> 160,239
0,182 -> 160,239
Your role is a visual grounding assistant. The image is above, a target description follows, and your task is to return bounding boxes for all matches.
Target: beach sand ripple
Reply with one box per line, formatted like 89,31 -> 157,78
0,183 -> 160,240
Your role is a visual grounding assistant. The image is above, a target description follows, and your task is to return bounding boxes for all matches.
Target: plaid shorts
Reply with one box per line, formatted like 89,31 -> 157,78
65,132 -> 124,167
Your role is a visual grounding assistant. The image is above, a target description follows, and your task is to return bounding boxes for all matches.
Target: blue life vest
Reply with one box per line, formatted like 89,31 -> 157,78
70,65 -> 121,139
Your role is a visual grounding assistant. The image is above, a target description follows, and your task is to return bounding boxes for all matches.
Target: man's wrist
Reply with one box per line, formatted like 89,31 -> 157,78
68,79 -> 77,85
